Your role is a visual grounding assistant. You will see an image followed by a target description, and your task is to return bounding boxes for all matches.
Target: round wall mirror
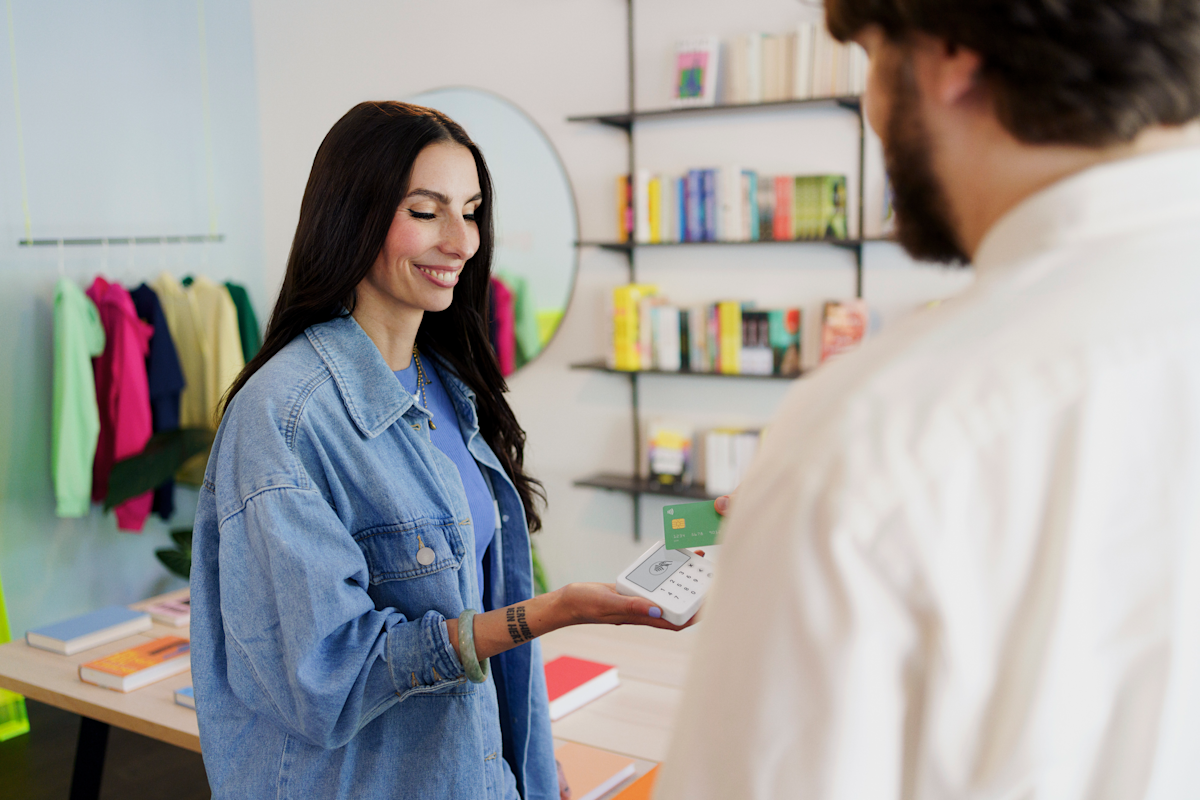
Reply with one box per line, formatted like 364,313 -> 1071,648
407,87 -> 579,375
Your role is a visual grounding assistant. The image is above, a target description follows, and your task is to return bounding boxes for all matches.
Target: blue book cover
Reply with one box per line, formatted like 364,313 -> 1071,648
676,176 -> 687,244
175,686 -> 195,709
686,170 -> 703,242
701,169 -> 717,242
27,605 -> 148,645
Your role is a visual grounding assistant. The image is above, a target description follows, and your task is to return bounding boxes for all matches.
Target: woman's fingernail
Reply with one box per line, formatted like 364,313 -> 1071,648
648,606 -> 662,618
715,496 -> 729,513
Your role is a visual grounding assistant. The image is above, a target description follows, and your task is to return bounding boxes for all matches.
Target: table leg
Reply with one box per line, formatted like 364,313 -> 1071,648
69,716 -> 110,800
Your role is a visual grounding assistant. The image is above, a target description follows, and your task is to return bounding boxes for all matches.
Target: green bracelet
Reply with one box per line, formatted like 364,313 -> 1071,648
457,608 -> 489,684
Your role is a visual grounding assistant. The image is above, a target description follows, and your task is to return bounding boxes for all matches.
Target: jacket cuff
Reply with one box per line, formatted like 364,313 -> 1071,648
386,609 -> 465,694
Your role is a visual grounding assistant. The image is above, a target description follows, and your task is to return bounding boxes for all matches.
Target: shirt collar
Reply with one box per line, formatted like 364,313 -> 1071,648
305,315 -> 414,438
973,145 -> 1200,277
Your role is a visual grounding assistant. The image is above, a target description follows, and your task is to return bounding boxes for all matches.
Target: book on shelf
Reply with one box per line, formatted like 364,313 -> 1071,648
78,635 -> 191,692
672,36 -> 721,107
25,605 -> 152,656
647,420 -> 694,487
611,284 -> 658,371
554,741 -> 636,800
544,655 -> 619,721
175,685 -> 195,709
769,308 -> 803,376
720,23 -> 867,104
620,167 -> 848,245
821,299 -> 871,362
609,284 -> 804,378
611,766 -> 659,800
703,428 -> 763,497
145,595 -> 190,627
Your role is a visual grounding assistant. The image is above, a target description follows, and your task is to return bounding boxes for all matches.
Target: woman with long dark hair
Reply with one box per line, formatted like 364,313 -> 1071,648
188,101 -> 687,800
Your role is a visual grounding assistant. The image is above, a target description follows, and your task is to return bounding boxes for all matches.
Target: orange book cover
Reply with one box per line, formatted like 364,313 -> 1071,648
612,766 -> 659,800
555,741 -> 636,800
79,636 -> 191,692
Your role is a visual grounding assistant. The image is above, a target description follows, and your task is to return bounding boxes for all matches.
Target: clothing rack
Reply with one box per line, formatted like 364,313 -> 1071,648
17,234 -> 224,247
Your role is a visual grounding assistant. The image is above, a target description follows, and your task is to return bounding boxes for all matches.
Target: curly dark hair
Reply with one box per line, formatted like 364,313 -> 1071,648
827,0 -> 1200,146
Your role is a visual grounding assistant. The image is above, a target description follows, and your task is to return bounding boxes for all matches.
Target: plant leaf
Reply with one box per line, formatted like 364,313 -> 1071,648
169,528 -> 193,551
104,428 -> 215,510
155,548 -> 192,580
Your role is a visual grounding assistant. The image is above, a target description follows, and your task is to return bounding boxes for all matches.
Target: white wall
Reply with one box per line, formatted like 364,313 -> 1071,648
0,0 -> 264,633
250,0 -> 973,590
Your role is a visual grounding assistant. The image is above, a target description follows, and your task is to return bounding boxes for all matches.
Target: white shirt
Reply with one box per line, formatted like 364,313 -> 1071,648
657,147 -> 1200,800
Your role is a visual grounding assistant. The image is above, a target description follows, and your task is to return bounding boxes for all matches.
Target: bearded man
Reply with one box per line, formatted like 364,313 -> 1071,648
658,2 -> 1200,798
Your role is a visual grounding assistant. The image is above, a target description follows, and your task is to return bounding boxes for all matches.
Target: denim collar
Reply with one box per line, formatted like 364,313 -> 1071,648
305,315 -> 415,439
305,315 -> 482,440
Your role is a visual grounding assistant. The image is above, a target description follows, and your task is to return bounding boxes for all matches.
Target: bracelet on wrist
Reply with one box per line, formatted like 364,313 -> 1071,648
457,608 -> 489,684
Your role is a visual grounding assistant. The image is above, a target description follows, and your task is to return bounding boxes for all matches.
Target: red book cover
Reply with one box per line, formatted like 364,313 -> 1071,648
773,175 -> 793,241
544,656 -> 619,720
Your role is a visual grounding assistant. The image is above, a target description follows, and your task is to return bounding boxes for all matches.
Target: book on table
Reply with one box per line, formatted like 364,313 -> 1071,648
612,766 -> 659,800
174,685 -> 195,709
145,596 -> 191,627
25,605 -> 152,656
78,636 -> 191,692
554,741 -> 636,800
544,655 -> 619,721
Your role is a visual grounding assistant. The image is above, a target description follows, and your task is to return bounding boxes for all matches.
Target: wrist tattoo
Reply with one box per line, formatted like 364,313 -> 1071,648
506,605 -> 535,644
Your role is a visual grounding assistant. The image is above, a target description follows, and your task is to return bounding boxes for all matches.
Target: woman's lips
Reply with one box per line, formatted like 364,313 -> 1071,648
415,264 -> 461,288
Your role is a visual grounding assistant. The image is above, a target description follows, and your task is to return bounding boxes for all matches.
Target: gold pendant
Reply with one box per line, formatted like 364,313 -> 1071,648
430,421 -> 437,430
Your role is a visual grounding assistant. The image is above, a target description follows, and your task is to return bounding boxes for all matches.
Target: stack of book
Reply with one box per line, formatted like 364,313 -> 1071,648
723,24 -> 869,104
610,285 -> 802,377
704,428 -> 763,497
642,423 -> 763,497
617,169 -> 848,244
672,27 -> 867,108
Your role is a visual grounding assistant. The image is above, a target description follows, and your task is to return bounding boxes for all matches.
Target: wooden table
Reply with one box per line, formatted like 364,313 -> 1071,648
0,588 -> 197,800
542,622 -> 700,794
0,590 -> 698,800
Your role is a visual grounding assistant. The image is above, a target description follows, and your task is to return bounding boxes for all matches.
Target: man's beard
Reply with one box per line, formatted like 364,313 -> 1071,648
884,60 -> 969,265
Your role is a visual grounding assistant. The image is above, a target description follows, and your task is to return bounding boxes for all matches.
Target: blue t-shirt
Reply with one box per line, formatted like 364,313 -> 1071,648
395,356 -> 495,606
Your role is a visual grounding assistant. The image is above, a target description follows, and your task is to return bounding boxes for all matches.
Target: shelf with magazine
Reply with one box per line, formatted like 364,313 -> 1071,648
568,4 -> 879,539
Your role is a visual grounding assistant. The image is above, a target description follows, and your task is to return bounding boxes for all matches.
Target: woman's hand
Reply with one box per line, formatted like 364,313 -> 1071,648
556,582 -> 696,630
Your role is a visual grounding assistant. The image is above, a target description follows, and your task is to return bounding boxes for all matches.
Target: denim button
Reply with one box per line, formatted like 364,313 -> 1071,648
416,546 -> 435,566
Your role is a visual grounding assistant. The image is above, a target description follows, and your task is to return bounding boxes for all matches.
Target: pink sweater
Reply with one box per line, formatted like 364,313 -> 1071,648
87,277 -> 155,531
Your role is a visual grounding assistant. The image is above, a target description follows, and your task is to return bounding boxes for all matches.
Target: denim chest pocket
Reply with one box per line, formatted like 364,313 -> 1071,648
353,517 -> 467,584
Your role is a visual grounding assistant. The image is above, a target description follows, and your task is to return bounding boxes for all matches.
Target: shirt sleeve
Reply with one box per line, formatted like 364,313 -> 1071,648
655,443 -> 924,800
214,484 -> 466,750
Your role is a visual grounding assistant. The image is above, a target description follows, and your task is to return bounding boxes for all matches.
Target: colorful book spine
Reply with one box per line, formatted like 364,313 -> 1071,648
612,285 -> 656,371
616,175 -> 631,243
717,301 -> 742,375
686,170 -> 703,242
774,176 -> 792,241
701,169 -> 718,241
648,176 -> 662,244
743,170 -> 759,241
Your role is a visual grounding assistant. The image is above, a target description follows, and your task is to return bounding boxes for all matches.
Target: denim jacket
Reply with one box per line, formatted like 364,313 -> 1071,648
189,315 -> 557,800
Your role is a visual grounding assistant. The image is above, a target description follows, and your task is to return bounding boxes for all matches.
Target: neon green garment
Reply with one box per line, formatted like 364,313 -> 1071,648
0,569 -> 30,741
52,278 -> 106,517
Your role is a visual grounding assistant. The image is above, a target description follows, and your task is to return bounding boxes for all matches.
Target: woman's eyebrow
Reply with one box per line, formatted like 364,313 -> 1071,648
405,188 -> 483,204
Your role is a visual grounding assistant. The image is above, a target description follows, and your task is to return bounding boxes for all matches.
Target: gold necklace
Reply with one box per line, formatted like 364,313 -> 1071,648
412,346 -> 436,429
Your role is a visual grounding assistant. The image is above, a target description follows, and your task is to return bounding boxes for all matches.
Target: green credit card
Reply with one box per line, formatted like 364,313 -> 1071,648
663,500 -> 722,550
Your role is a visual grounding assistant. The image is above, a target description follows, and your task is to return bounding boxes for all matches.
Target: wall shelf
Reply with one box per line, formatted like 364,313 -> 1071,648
567,95 -> 862,131
567,1 -> 870,541
571,359 -> 802,381
574,472 -> 715,501
576,237 -> 874,253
